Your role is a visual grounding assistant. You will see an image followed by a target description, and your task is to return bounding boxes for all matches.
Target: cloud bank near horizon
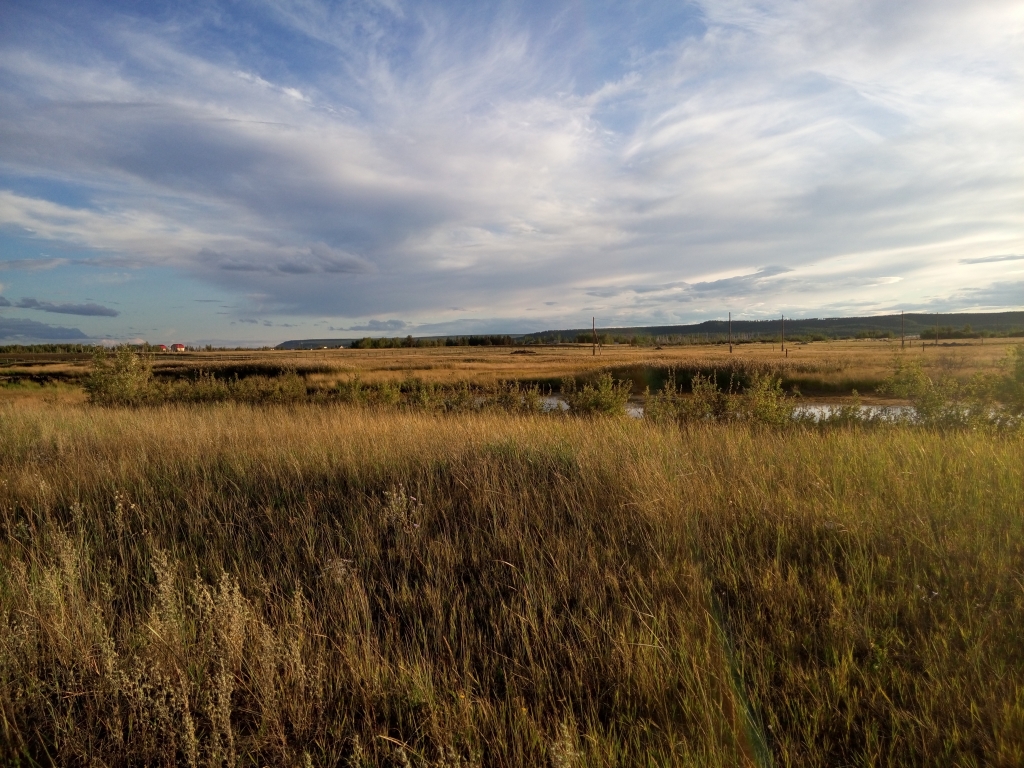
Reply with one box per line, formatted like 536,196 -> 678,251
0,0 -> 1022,341
14,297 -> 119,317
0,316 -> 90,341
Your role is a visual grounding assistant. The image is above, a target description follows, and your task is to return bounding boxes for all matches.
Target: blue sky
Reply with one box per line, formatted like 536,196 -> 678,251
1,0 -> 1021,344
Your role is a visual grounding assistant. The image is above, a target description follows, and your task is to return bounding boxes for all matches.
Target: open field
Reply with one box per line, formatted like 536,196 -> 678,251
1,402 -> 1023,766
3,337 -> 1021,404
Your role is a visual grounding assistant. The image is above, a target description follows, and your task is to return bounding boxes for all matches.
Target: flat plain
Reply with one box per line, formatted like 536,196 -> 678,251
2,336 -> 1017,403
1,341 -> 1022,766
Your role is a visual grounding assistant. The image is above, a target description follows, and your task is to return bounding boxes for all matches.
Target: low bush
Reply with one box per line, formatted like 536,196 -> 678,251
877,350 -> 1021,429
643,350 -> 1024,431
84,346 -> 155,405
560,373 -> 632,415
645,370 -> 794,426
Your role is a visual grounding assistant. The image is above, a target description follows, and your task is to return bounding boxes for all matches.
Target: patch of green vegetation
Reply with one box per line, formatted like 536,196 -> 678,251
878,347 -> 1024,428
560,373 -> 632,415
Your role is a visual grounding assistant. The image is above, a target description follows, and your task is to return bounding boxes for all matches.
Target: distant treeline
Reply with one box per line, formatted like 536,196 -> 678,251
553,323 -> 1024,346
145,344 -> 276,352
351,335 -> 515,349
527,312 -> 1024,345
0,343 -> 282,354
274,312 -> 1024,351
0,344 -> 98,354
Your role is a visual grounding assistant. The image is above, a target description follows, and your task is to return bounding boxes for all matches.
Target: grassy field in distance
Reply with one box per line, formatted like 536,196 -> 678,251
1,403 -> 1022,766
1,341 -> 1022,765
3,337 -> 1020,404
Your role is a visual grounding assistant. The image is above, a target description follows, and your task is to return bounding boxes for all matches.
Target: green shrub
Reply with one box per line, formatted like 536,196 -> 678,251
645,371 -> 737,423
743,372 -> 793,426
877,354 -> 1009,429
1000,346 -> 1024,414
644,369 -> 792,425
561,373 -> 631,415
84,346 -> 155,405
492,380 -> 544,414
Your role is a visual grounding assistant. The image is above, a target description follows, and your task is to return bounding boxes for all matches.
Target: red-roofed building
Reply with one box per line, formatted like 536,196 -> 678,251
171,343 -> 186,352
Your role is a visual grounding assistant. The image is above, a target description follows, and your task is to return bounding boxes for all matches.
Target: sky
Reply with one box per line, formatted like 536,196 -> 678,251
0,0 -> 1022,345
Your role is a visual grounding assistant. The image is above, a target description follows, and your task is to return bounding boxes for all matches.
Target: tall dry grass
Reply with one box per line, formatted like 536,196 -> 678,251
0,403 -> 1022,766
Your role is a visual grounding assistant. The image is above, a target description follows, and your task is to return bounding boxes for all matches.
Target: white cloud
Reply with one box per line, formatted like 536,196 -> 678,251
0,0 -> 1021,331
0,257 -> 69,271
960,254 -> 1024,265
344,319 -> 407,331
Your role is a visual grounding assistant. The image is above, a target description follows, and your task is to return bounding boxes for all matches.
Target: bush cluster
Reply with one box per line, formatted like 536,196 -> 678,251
644,371 -> 793,426
878,347 -> 1024,428
85,347 -> 554,414
559,373 -> 632,415
643,348 -> 1024,430
85,348 -> 310,406
84,346 -> 156,406
83,346 -> 1024,429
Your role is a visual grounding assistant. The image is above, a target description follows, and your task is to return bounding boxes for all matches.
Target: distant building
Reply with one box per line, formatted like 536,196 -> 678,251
171,343 -> 186,352
155,344 -> 168,352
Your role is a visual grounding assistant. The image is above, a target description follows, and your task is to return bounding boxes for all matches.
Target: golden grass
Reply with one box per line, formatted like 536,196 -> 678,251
5,338 -> 1021,404
1,403 -> 1022,765
0,380 -> 87,406
202,338 -> 1020,390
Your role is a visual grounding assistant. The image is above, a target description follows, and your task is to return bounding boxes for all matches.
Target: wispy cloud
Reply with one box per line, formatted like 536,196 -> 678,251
15,297 -> 119,316
959,254 -> 1024,265
343,319 -> 407,331
689,267 -> 795,296
944,280 -> 1024,310
0,0 -> 1021,335
0,257 -> 69,271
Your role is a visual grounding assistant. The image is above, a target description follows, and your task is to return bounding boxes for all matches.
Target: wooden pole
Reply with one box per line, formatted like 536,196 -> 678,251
729,312 -> 733,353
935,315 -> 939,347
592,317 -> 597,357
901,310 -> 905,349
781,314 -> 785,353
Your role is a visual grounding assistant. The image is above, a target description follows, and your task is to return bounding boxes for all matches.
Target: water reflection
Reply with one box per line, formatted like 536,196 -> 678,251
541,396 -> 914,421
793,404 -> 914,422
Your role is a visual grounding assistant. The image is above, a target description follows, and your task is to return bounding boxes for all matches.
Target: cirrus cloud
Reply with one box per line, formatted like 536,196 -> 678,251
15,297 -> 119,316
0,0 -> 1021,339
343,319 -> 407,332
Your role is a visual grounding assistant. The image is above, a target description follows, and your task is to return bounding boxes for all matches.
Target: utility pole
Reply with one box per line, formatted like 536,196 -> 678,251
729,312 -> 733,353
935,315 -> 939,347
781,314 -> 785,353
901,310 -> 905,349
592,317 -> 597,357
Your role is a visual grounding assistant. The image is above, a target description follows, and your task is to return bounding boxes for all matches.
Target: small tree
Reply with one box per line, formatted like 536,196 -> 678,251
85,345 -> 154,405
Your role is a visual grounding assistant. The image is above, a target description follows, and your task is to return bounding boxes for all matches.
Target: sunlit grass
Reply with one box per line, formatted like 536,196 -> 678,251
4,338 -> 1020,401
1,403 -> 1021,765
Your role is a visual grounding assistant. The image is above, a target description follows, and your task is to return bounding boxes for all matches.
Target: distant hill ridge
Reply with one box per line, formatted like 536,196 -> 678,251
277,312 -> 1024,349
525,311 -> 1024,340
